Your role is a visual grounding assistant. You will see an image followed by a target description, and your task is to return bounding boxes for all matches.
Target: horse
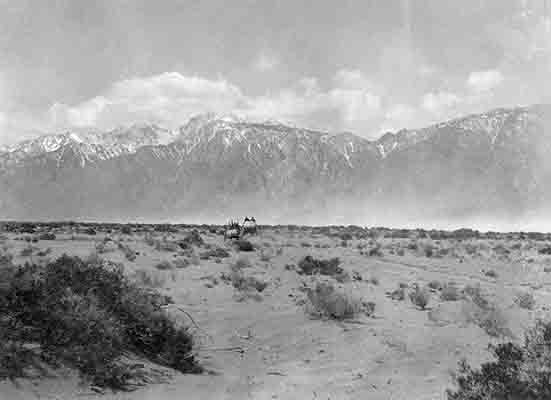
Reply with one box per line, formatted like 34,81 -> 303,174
242,216 -> 257,235
224,219 -> 241,240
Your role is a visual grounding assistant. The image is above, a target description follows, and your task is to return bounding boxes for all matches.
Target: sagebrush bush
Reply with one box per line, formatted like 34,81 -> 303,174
297,256 -> 342,276
447,320 -> 551,400
234,239 -> 254,252
0,255 -> 200,389
305,281 -> 362,320
409,285 -> 431,310
515,291 -> 536,310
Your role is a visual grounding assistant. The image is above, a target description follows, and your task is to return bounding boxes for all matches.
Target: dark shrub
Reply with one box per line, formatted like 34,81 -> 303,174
234,239 -> 254,252
447,320 -> 551,400
84,227 -> 97,236
0,255 -> 200,390
297,256 -> 342,276
121,226 -> 132,235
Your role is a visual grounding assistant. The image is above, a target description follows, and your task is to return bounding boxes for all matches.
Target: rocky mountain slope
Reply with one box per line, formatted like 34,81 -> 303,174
1,105 -> 550,225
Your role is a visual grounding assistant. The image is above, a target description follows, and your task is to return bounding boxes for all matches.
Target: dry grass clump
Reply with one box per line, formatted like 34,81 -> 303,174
305,281 -> 364,320
409,284 -> 431,310
0,255 -> 200,390
514,291 -> 536,310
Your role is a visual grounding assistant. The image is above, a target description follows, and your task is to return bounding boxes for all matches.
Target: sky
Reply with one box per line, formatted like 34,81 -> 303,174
0,0 -> 550,145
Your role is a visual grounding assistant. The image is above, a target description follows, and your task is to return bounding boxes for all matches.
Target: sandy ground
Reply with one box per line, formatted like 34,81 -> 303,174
2,226 -> 551,400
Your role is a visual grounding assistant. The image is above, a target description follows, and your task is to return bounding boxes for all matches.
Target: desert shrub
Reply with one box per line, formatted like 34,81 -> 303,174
117,243 -> 137,262
390,286 -> 406,301
428,280 -> 443,290
369,276 -> 380,285
199,247 -> 230,260
234,239 -> 254,252
154,260 -> 174,271
134,269 -> 167,288
544,266 -> 551,273
463,284 -> 489,309
305,281 -> 362,320
144,233 -> 156,247
301,241 -> 312,248
368,244 -> 383,257
39,233 -> 56,241
363,301 -> 376,317
396,248 -> 405,256
230,256 -> 252,272
155,240 -> 179,252
440,283 -> 461,301
181,230 -> 204,247
515,291 -> 536,310
36,248 -> 52,257
84,227 -> 97,235
0,255 -> 200,390
423,243 -> 436,257
19,245 -> 34,257
297,256 -> 342,276
409,285 -> 431,310
484,269 -> 498,278
0,250 -> 14,266
172,257 -> 191,269
228,271 -> 267,293
447,320 -> 551,400
259,249 -> 272,262
476,306 -> 510,337
120,226 -> 132,235
538,246 -> 551,255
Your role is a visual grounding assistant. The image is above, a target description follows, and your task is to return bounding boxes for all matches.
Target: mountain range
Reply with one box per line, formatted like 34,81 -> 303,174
1,105 -> 551,227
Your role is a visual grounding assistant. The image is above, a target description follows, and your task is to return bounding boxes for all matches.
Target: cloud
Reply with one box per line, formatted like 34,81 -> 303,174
252,51 -> 280,72
467,69 -> 504,93
48,72 -> 246,130
422,91 -> 462,114
47,69 -> 384,136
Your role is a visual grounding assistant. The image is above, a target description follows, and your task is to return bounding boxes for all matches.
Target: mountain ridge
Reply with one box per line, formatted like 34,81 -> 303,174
1,104 -> 550,226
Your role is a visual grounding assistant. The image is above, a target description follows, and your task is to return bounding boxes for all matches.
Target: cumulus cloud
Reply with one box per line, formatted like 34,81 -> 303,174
48,72 -> 246,130
47,69 -> 384,135
467,69 -> 504,93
